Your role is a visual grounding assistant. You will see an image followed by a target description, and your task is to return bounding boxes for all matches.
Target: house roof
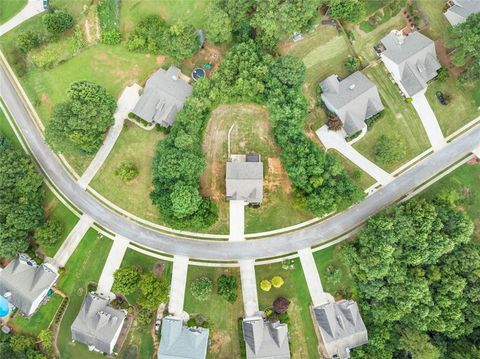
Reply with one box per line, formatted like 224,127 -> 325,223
132,66 -> 192,127
158,316 -> 209,359
243,317 -> 290,359
71,292 -> 126,354
445,0 -> 480,25
320,72 -> 384,136
314,300 -> 368,359
226,159 -> 263,203
0,253 -> 58,315
380,31 -> 441,97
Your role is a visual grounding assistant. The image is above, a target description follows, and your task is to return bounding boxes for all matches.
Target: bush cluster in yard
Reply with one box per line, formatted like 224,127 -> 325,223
115,161 -> 139,182
126,15 -> 198,62
42,10 -> 74,35
374,134 -> 406,164
34,218 -> 63,246
97,0 -> 121,45
190,277 -> 213,301
151,42 -> 363,229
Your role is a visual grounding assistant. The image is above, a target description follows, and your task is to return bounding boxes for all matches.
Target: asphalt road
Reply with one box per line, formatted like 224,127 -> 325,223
1,64 -> 480,261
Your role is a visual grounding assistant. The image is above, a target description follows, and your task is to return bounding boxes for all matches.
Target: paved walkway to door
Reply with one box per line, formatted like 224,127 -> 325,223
97,235 -> 130,298
168,255 -> 189,317
298,248 -> 329,307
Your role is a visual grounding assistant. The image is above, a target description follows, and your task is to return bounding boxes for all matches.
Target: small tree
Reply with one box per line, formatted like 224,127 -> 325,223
190,277 -> 213,301
112,266 -> 141,295
327,116 -> 343,131
344,56 -> 361,72
137,307 -> 153,325
138,272 -> 170,310
34,218 -> 63,246
115,161 -> 139,182
325,265 -> 342,285
17,30 -> 42,52
38,329 -> 52,351
436,67 -> 450,82
260,279 -> 272,292
328,0 -> 366,23
217,275 -> 238,303
42,10 -> 74,34
375,134 -> 405,164
273,297 -> 290,314
271,276 -> 284,288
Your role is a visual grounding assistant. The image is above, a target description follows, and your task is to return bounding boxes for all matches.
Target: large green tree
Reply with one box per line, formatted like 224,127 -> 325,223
328,0 -> 366,23
342,198 -> 477,358
112,266 -> 141,295
137,272 -> 170,310
205,4 -> 233,43
0,135 -> 44,258
446,12 -> 480,81
164,20 -> 199,61
45,81 -> 116,154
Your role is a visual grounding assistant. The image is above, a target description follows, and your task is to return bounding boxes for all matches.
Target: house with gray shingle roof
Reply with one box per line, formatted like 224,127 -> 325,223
0,253 -> 58,316
314,299 -> 368,359
226,154 -> 263,204
320,71 -> 384,137
379,31 -> 441,97
132,65 -> 192,127
158,316 -> 209,359
71,292 -> 126,354
444,0 -> 480,26
242,317 -> 290,359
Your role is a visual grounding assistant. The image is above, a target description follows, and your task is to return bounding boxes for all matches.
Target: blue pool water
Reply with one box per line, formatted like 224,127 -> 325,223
0,296 -> 9,317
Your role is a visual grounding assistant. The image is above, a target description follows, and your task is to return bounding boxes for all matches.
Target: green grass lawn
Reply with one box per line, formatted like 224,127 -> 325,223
313,245 -> 356,299
117,249 -> 172,359
421,163 -> 480,237
91,122 -> 166,225
0,99 -> 22,148
329,150 -> 377,189
353,65 -> 430,172
0,0 -> 27,25
11,294 -> 63,337
283,25 -> 351,104
56,229 -> 113,359
425,78 -> 480,137
255,260 -> 319,359
202,104 -> 314,234
416,0 -> 450,41
184,265 -> 244,359
119,0 -> 211,36
41,187 -> 79,257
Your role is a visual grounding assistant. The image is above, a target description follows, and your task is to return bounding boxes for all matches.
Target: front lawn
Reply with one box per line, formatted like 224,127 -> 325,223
184,265 -> 244,359
201,104 -> 314,234
255,260 -> 319,359
282,25 -> 351,104
328,150 -> 376,189
91,123 -> 166,225
353,65 -> 430,172
0,99 -> 21,148
119,0 -> 211,35
41,188 -> 79,257
56,229 -> 113,359
415,0 -> 450,41
0,0 -> 27,25
425,78 -> 480,137
11,294 -> 63,336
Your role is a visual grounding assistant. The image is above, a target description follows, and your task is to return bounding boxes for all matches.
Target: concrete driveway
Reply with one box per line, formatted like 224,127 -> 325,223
0,0 -> 44,36
412,91 -> 447,151
97,235 -> 130,298
317,126 -> 394,186
168,255 -> 189,317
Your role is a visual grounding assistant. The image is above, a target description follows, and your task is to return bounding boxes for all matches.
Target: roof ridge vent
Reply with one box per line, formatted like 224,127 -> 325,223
349,84 -> 356,90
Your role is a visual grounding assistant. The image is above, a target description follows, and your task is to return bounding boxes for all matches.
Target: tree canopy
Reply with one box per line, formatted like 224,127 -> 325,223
446,12 -> 480,82
137,272 -> 170,310
328,0 -> 366,23
0,134 -> 44,258
342,198 -> 478,358
112,266 -> 141,295
45,81 -> 116,154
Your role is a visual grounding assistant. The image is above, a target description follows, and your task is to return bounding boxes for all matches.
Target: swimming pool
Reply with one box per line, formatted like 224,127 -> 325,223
0,296 -> 9,318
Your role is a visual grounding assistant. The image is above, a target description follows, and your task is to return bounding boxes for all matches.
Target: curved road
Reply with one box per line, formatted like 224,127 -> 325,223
1,64 -> 480,261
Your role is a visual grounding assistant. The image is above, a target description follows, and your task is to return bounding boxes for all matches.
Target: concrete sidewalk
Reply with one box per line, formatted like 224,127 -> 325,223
298,248 -> 329,307
168,255 -> 189,317
317,126 -> 394,186
78,84 -> 141,189
239,260 -> 260,317
53,214 -> 93,267
97,235 -> 130,298
412,92 -> 447,152
0,0 -> 44,36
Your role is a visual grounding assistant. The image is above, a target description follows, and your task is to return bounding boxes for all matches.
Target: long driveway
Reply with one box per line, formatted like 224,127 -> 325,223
1,64 -> 480,261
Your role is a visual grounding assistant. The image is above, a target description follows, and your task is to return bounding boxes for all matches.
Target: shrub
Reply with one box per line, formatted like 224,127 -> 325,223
271,276 -> 284,288
126,15 -> 167,53
375,134 -> 406,164
190,277 -> 213,301
34,218 -> 64,246
137,307 -> 153,326
98,0 -> 121,45
344,56 -> 361,72
115,161 -> 139,182
112,266 -> 141,295
436,67 -> 450,82
365,111 -> 384,129
217,275 -> 238,303
101,28 -> 121,45
273,297 -> 290,313
42,10 -> 73,34
327,116 -> 343,131
260,279 -> 272,292
187,318 -> 196,327
325,265 -> 342,285
17,30 -> 42,52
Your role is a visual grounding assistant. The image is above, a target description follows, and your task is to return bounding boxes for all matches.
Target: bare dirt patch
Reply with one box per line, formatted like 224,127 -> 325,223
40,93 -> 53,113
265,158 -> 291,193
83,7 -> 100,44
156,55 -> 166,65
209,330 -> 231,354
